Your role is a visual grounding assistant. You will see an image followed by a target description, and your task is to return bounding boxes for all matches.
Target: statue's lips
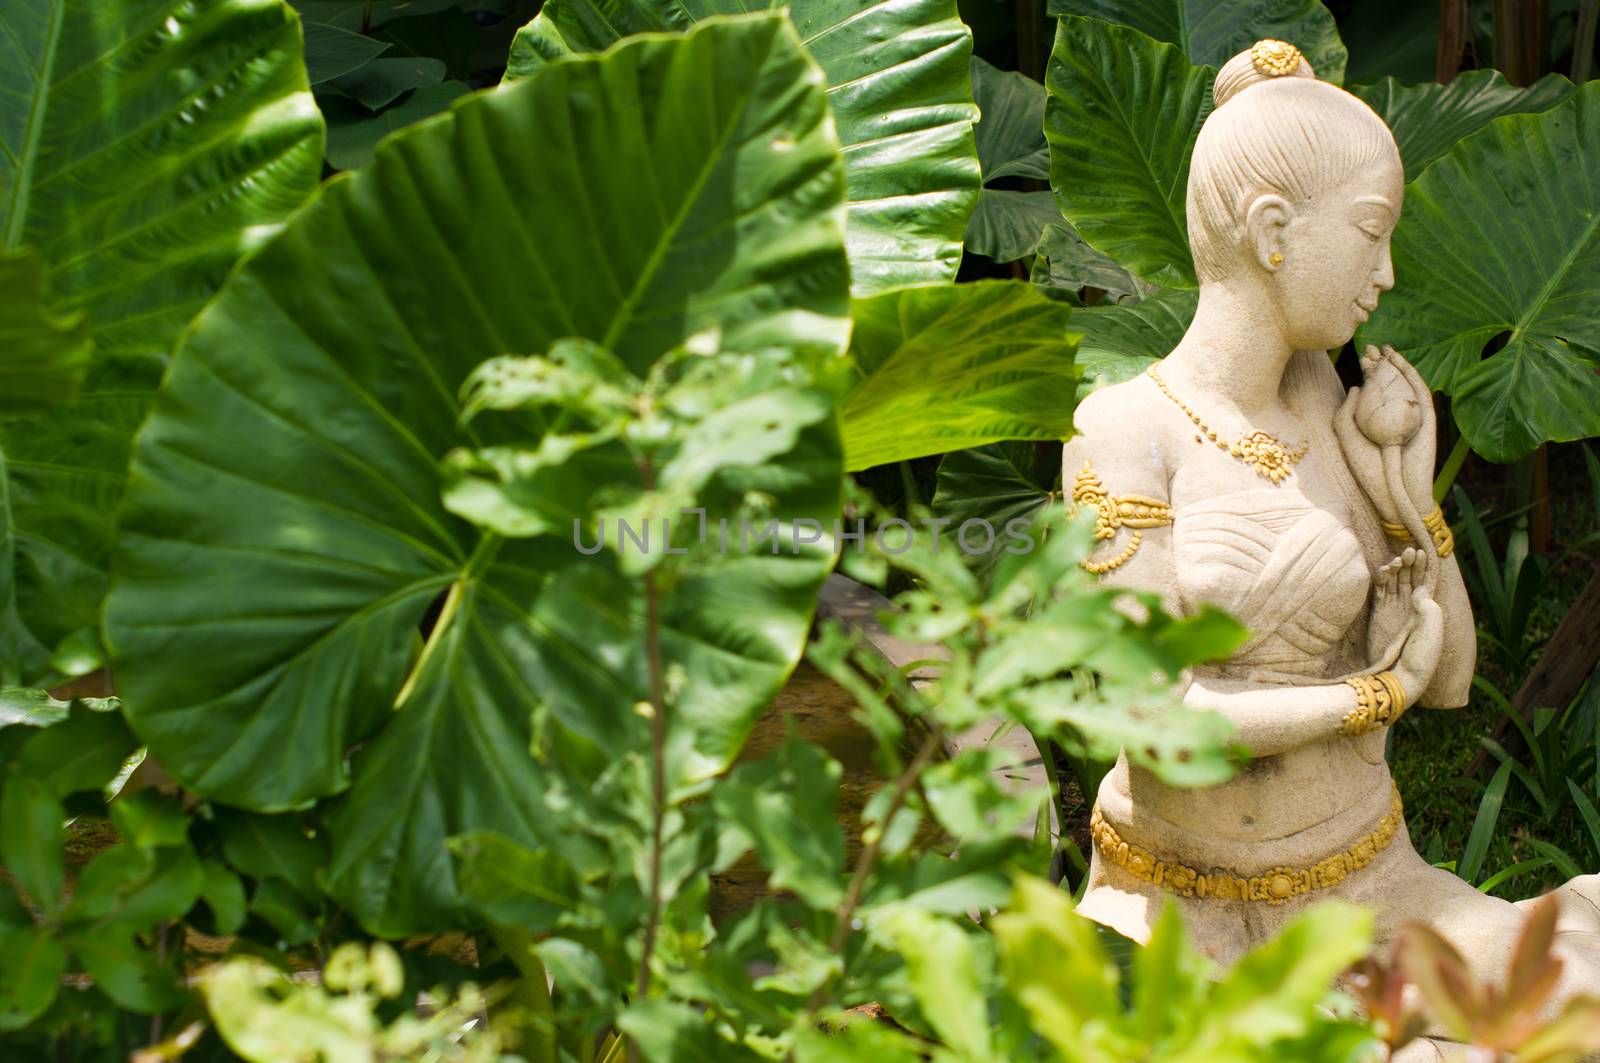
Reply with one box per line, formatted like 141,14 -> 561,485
1354,297 -> 1378,322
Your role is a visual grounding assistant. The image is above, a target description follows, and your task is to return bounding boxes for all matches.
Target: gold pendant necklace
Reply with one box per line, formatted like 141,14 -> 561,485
1147,367 -> 1308,484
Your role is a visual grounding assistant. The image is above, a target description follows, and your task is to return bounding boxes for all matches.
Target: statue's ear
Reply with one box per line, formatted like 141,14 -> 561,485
1245,194 -> 1293,272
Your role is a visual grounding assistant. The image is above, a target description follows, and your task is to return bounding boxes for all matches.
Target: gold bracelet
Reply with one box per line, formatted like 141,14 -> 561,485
1340,672 -> 1408,736
1381,507 -> 1454,559
1423,507 -> 1454,558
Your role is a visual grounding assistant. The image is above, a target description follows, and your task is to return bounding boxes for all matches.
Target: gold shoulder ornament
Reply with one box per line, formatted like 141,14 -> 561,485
1072,460 -> 1173,574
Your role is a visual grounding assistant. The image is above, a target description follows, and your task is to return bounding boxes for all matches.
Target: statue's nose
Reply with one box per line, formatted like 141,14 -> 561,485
1374,245 -> 1395,291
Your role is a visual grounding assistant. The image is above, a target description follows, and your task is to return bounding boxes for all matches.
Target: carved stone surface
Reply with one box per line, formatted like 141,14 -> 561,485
1063,41 -> 1600,1019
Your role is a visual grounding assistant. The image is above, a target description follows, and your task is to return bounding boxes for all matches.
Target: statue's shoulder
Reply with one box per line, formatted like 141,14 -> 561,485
1070,374 -> 1168,439
1063,375 -> 1174,495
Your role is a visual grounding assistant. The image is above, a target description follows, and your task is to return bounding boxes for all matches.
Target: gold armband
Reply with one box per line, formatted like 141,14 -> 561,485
1340,671 -> 1407,736
1072,460 -> 1173,574
1380,506 -> 1455,559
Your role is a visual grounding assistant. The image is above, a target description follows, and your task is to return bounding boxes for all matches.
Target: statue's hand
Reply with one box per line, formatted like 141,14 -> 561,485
1334,381 -> 1402,524
1335,345 -> 1437,523
1392,585 -> 1445,704
1368,547 -> 1430,667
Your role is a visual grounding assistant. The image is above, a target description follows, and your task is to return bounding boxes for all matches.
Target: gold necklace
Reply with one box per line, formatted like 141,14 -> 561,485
1147,367 -> 1308,484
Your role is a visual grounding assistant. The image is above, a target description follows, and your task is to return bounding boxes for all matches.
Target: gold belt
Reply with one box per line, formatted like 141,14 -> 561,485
1088,783 -> 1404,905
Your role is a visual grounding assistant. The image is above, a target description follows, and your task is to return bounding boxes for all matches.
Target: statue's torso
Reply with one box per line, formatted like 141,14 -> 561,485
1098,412 -> 1395,857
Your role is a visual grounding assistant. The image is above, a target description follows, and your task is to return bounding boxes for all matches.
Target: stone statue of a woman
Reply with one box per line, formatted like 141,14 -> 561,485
1064,38 -> 1600,1023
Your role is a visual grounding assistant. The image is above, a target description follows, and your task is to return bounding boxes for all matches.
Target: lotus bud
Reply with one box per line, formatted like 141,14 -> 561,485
1354,351 -> 1423,446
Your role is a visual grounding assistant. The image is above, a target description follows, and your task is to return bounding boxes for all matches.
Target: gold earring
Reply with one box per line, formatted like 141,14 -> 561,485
1269,252 -> 1284,266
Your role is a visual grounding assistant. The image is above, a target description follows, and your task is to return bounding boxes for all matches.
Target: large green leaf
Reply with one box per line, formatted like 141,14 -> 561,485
0,249 -> 90,414
507,0 -> 980,295
1044,17 -> 1212,290
932,441 -> 1059,578
1358,82 -> 1600,462
0,0 -> 323,683
1348,70 -> 1575,177
972,57 -> 1048,182
965,189 -> 1059,264
841,280 -> 1080,470
1071,287 -> 1197,389
104,14 -> 849,936
1029,219 -> 1152,302
1049,0 -> 1348,83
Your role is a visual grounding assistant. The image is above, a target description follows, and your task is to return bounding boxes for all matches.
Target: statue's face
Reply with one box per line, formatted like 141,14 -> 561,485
1273,158 -> 1404,350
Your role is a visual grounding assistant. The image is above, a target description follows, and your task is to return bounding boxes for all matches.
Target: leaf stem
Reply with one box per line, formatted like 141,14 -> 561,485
802,720 -> 947,1016
631,453 -> 668,1063
1434,433 -> 1471,505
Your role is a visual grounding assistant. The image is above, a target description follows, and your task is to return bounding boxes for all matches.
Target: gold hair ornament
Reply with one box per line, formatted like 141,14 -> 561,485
1251,39 -> 1303,77
1340,671 -> 1408,736
1148,368 -> 1309,484
1381,506 -> 1455,558
1071,460 -> 1173,574
1089,783 -> 1404,904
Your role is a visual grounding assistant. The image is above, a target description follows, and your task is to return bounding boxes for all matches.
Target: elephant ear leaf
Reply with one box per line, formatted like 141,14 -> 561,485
0,0 -> 323,684
1359,82 -> 1600,463
1048,0 -> 1347,83
508,0 -> 980,295
1348,70 -> 1575,177
841,281 -> 1080,471
105,13 -> 850,937
0,250 -> 90,414
1044,17 -> 1212,291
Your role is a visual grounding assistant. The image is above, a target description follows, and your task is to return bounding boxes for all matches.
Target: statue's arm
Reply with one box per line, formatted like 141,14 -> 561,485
1419,547 -> 1474,708
1180,675 -> 1373,757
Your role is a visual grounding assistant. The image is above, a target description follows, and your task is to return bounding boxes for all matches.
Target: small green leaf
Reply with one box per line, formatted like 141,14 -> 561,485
200,861 -> 248,936
842,280 -> 1080,470
64,845 -> 204,929
109,791 -> 189,850
249,878 -> 320,945
0,775 -> 62,914
875,910 -> 994,1057
69,926 -> 184,1013
0,928 -> 65,1030
993,876 -> 1134,1059
617,999 -> 763,1062
864,843 -> 1027,919
712,736 -> 844,909
1130,902 -> 1212,1045
1044,17 -> 1212,290
1170,902 -> 1373,1060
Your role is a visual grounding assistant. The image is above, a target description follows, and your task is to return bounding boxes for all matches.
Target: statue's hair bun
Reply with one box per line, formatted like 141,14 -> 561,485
1213,39 -> 1315,107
